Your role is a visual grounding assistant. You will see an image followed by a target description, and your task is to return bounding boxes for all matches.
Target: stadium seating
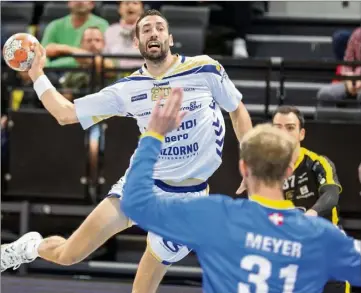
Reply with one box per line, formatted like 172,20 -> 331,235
1,2 -> 34,40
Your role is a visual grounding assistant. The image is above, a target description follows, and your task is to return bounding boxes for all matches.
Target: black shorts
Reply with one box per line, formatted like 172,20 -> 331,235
323,281 -> 350,293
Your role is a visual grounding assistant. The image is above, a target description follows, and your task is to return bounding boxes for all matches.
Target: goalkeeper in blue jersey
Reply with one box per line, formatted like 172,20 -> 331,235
122,88 -> 361,293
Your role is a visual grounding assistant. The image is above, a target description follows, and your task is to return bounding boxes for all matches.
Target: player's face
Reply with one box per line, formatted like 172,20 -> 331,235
272,113 -> 305,143
134,15 -> 173,63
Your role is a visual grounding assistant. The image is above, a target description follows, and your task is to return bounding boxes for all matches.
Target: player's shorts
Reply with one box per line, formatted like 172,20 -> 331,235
323,281 -> 350,293
108,176 -> 209,265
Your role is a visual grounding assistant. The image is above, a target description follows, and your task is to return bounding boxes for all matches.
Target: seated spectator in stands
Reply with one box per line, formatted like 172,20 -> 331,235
210,1 -> 252,58
332,29 -> 352,61
104,1 -> 144,69
317,26 -> 361,105
331,29 -> 352,83
59,26 -> 115,101
42,1 -> 109,68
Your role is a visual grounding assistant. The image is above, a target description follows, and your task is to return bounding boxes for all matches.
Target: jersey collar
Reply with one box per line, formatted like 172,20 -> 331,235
140,54 -> 181,80
249,194 -> 295,210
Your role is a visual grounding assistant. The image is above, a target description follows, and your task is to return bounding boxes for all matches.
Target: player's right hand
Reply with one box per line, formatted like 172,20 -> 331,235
147,88 -> 187,136
28,43 -> 46,82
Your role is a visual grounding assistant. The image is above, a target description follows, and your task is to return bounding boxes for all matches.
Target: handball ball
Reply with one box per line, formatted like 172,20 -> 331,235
2,33 -> 39,72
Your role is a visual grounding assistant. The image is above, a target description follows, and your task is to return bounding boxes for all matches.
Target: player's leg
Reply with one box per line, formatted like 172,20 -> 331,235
132,244 -> 169,293
38,197 -> 131,265
132,232 -> 191,293
1,197 -> 132,271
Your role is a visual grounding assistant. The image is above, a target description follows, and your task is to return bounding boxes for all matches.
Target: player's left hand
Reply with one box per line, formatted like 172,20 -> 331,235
147,88 -> 187,136
305,209 -> 318,217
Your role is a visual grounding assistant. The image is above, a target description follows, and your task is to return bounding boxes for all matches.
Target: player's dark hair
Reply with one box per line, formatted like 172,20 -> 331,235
272,105 -> 305,129
135,9 -> 169,38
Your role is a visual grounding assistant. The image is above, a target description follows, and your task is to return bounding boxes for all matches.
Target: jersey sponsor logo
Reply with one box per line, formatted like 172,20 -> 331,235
297,172 -> 308,184
296,185 -> 314,199
285,190 -> 294,200
180,101 -> 201,111
183,87 -> 195,92
160,143 -> 199,158
160,119 -> 199,159
268,213 -> 284,226
131,93 -> 147,102
151,85 -> 171,101
165,133 -> 189,143
136,111 -> 151,117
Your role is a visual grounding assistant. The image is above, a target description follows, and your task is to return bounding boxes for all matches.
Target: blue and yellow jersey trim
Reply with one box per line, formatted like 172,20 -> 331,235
249,194 -> 296,210
141,131 -> 165,142
115,55 -> 223,82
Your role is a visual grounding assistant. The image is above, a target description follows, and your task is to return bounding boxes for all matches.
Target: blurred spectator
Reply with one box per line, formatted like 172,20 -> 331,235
60,26 -> 115,101
104,1 -> 144,69
317,26 -> 361,105
210,2 -> 251,58
332,30 -> 352,61
331,30 -> 352,83
359,163 -> 361,184
42,1 -> 109,68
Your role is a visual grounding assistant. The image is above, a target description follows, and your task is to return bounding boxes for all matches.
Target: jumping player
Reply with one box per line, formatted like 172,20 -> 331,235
1,9 -> 252,293
121,88 -> 361,293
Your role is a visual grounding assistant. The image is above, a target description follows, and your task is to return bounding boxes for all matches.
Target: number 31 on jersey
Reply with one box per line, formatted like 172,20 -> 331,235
238,255 -> 298,293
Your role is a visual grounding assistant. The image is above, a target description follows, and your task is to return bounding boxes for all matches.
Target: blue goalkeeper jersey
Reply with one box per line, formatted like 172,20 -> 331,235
122,134 -> 361,293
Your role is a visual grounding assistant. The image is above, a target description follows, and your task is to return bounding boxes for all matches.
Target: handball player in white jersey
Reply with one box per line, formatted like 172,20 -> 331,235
1,9 -> 252,293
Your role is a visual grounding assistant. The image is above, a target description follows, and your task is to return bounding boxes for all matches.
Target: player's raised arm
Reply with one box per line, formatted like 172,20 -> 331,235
205,59 -> 252,142
28,43 -> 124,129
122,88 -> 230,248
324,221 -> 361,286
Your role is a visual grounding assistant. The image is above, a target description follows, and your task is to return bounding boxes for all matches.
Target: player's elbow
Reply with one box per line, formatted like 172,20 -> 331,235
57,105 -> 77,125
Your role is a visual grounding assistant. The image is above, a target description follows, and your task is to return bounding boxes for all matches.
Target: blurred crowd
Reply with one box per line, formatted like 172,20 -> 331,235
0,0 -> 360,197
1,1 -> 360,135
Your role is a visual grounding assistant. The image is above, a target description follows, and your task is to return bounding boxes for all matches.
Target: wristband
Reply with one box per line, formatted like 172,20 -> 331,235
33,75 -> 55,100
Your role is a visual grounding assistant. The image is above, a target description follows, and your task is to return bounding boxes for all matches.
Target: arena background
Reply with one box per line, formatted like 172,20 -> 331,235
1,1 -> 361,293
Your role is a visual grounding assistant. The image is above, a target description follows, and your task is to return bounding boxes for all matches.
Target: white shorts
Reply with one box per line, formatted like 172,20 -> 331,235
108,176 -> 209,265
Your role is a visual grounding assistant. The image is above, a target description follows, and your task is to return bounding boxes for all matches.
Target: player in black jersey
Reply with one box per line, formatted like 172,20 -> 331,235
272,105 -> 350,293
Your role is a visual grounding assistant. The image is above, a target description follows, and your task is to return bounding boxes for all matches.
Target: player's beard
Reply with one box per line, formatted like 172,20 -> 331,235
139,39 -> 169,64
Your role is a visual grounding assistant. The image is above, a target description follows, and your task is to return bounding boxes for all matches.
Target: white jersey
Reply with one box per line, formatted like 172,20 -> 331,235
74,55 -> 242,182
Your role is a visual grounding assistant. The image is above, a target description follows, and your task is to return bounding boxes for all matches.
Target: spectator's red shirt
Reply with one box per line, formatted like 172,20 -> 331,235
342,27 -> 361,75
